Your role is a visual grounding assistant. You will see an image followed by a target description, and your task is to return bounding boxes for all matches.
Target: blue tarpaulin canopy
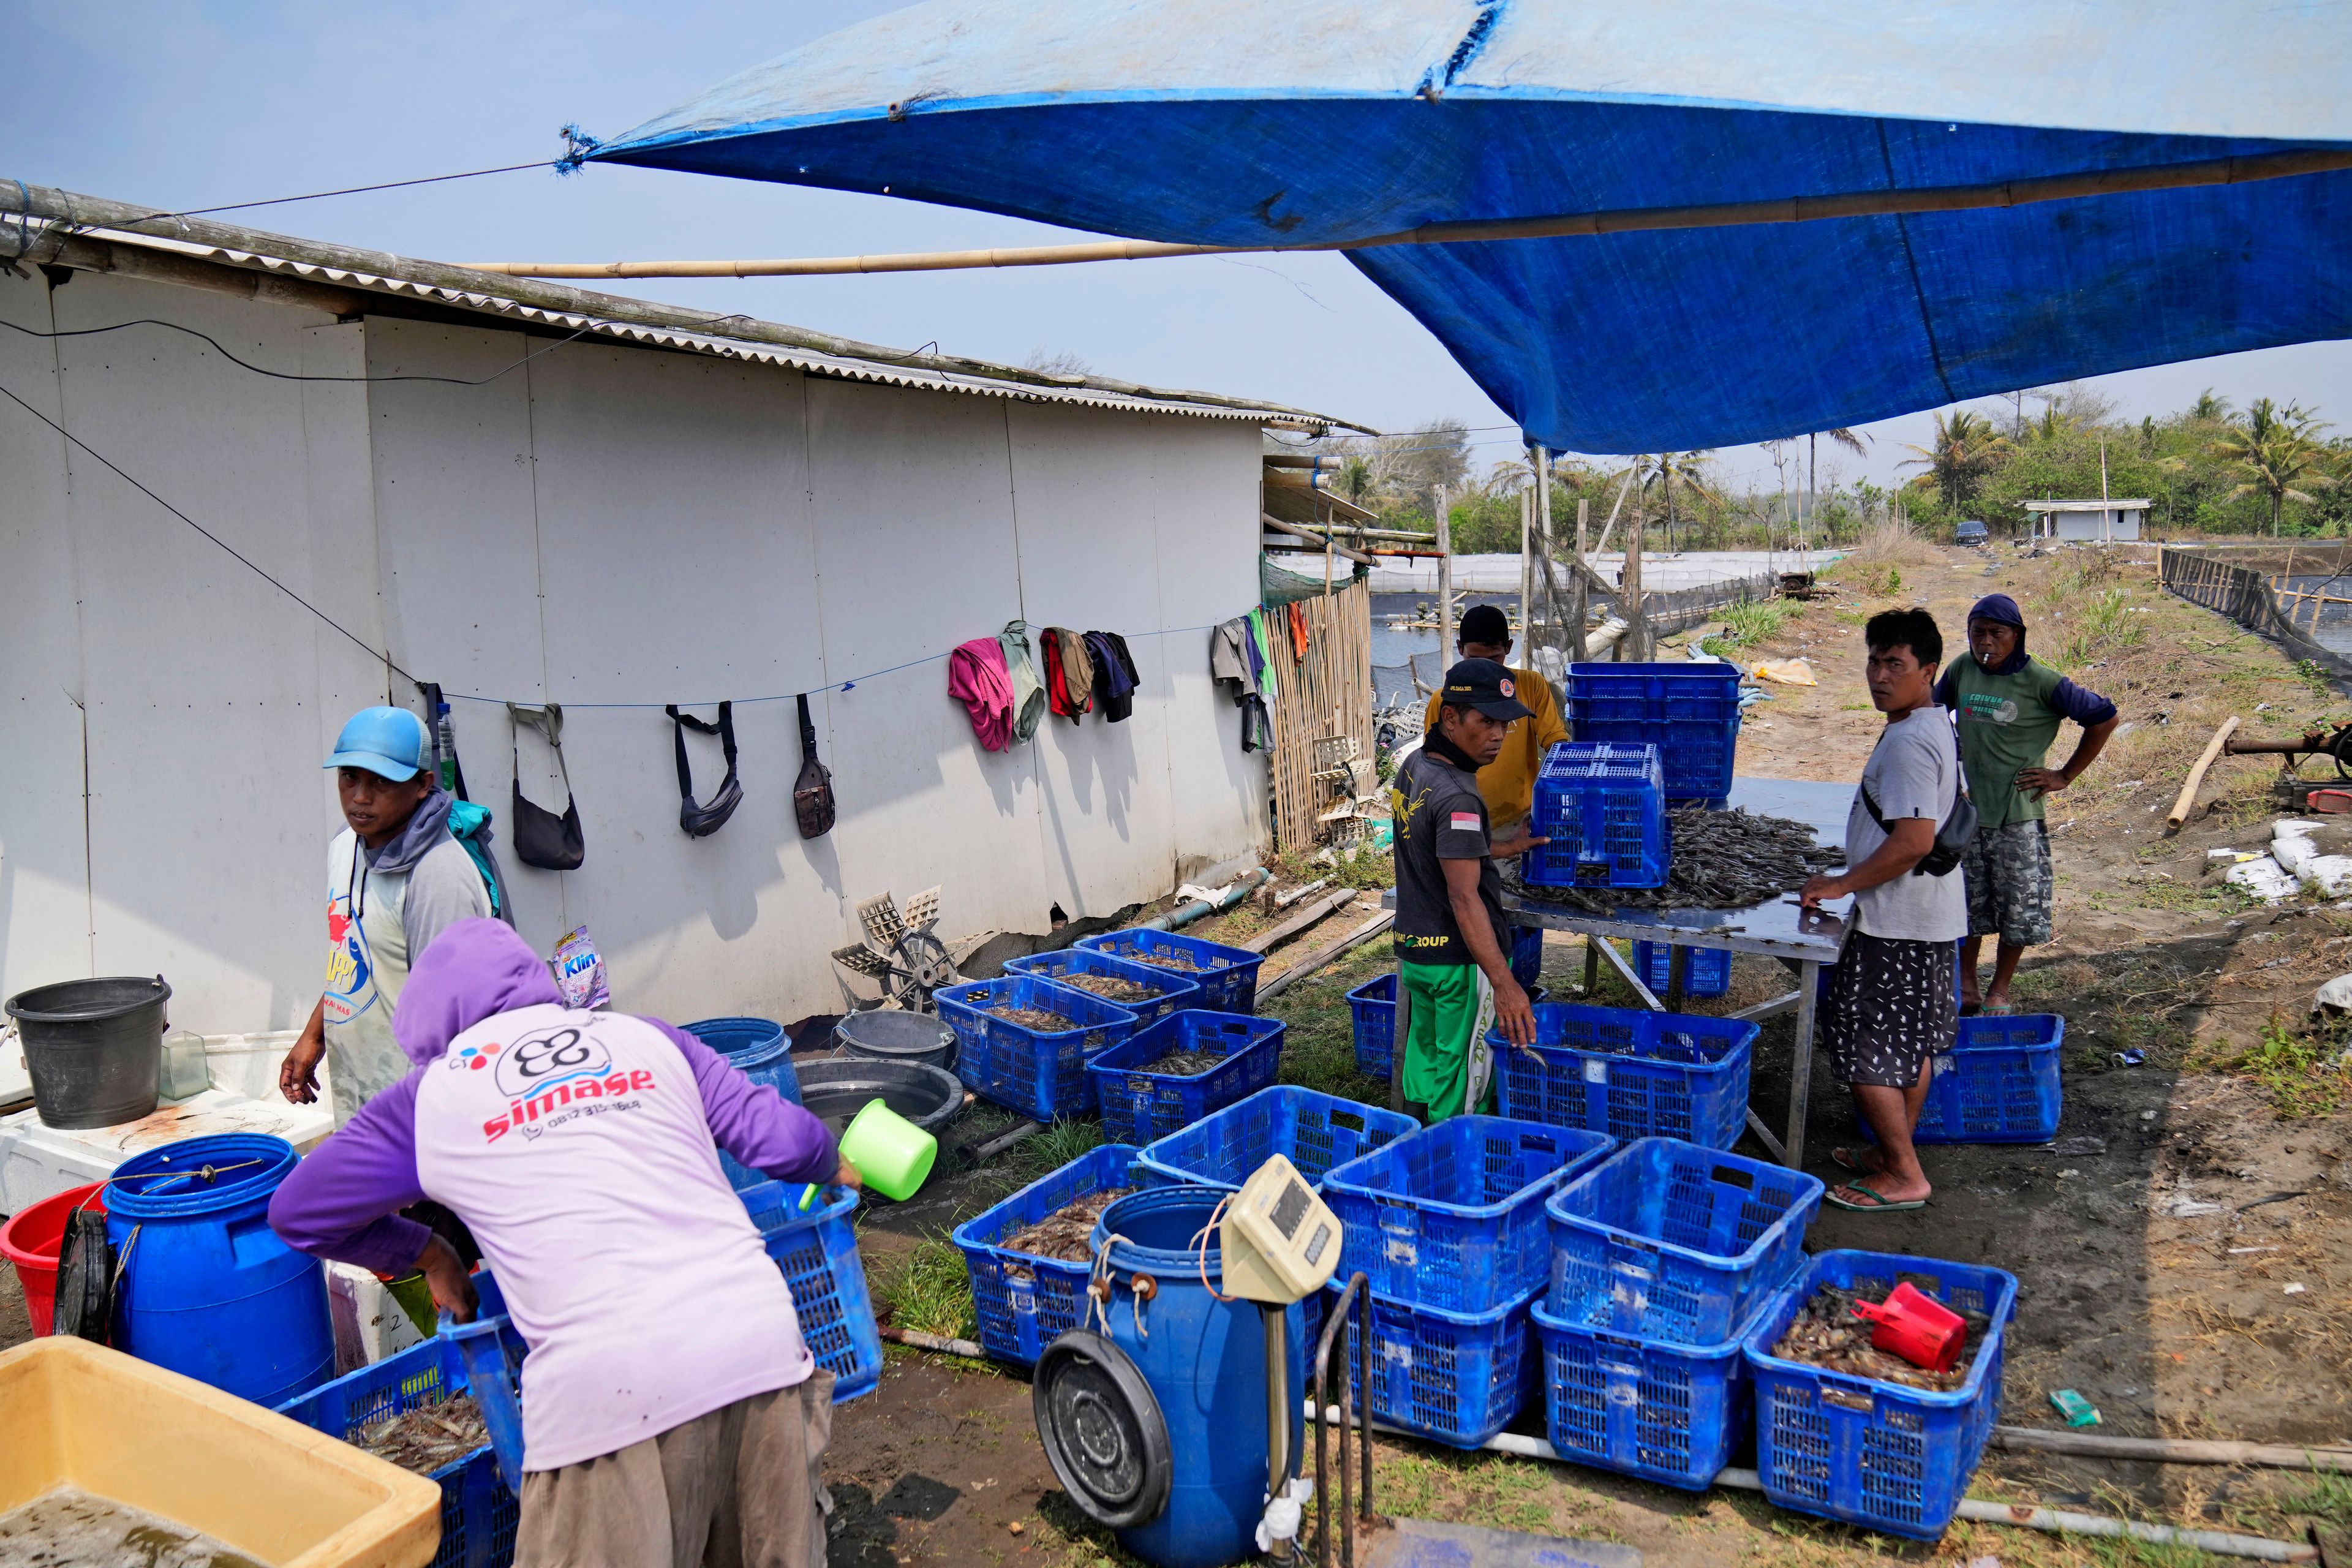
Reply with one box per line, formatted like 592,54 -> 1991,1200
581,1 -> 2352,451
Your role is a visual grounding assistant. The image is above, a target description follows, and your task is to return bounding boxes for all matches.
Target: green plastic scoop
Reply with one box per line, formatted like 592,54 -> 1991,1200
838,1096 -> 937,1201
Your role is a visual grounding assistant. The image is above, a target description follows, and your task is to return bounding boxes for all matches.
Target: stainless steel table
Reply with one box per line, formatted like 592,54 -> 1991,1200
1499,777 -> 1853,1169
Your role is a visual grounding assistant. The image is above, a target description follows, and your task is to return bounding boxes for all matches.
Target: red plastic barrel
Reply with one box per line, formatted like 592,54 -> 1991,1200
1,1182 -> 109,1336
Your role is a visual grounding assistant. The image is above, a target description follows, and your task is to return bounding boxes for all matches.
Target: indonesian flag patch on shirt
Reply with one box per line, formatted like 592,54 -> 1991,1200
1450,812 -> 1482,831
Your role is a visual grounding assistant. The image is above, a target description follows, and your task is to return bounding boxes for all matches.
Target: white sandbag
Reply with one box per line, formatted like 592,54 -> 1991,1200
2227,856 -> 2302,903
2273,819 -> 2323,873
2315,972 -> 2352,1018
2302,854 -> 2352,897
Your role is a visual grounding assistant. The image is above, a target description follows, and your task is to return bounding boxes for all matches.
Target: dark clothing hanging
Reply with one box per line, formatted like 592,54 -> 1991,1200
1084,631 -> 1139,723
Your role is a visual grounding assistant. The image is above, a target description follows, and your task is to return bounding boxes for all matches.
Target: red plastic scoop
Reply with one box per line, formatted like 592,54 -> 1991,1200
1850,1283 -> 1967,1373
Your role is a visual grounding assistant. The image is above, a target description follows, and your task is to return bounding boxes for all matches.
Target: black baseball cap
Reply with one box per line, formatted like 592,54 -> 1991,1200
1440,657 -> 1534,722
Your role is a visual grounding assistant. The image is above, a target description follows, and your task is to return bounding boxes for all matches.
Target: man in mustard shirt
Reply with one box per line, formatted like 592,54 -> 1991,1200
1419,605 -> 1571,836
1420,605 -> 1569,985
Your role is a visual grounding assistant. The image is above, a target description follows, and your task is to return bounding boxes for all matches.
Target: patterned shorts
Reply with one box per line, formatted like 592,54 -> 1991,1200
1962,818 -> 2054,947
1822,932 -> 1958,1090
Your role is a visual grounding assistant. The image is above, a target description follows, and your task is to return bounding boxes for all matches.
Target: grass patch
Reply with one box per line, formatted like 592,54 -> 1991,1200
2201,1013 -> 2348,1118
870,1234 -> 979,1340
2054,586 -> 2147,669
1001,1117 -> 1105,1180
1713,596 -> 1799,649
1268,940 -> 1394,1101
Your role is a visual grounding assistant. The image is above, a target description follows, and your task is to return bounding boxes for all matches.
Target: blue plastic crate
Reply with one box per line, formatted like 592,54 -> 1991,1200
1085,1010 -> 1286,1145
1531,1281 -> 1790,1491
739,1181 -> 884,1401
1546,1139 -> 1823,1348
1510,925 -> 1544,989
1494,1002 -> 1758,1149
1348,973 -> 1396,1077
952,1145 -> 1142,1366
1566,662 -> 1743,804
935,974 -> 1141,1120
1912,1014 -> 2067,1144
1343,1281 -> 1540,1448
1525,743 -> 1670,889
1003,947 -> 1205,1027
1076,928 -> 1265,1013
1322,1116 -> 1615,1314
1744,1250 -> 2019,1540
1630,941 -> 1732,1000
1137,1085 -> 1417,1193
276,1330 -> 526,1568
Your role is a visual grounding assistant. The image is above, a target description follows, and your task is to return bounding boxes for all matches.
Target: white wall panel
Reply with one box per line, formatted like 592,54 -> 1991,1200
51,274 -> 365,1031
0,270 -> 94,1003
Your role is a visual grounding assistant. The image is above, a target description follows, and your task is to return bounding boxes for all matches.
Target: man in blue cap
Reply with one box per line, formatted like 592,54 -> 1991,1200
280,706 -> 507,1126
1934,594 -> 2119,1014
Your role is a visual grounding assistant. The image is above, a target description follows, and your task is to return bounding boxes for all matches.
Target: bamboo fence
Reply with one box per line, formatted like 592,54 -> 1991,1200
1267,578 -> 1375,853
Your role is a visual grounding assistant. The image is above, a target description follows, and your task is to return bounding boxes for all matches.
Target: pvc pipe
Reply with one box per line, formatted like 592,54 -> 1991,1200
1144,868 -> 1270,931
877,1326 -> 986,1358
1308,1413 -> 2319,1564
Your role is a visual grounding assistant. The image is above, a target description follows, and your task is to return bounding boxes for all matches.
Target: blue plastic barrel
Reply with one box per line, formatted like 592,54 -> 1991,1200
1091,1186 -> 1305,1568
684,1017 -> 804,1190
106,1133 -> 333,1408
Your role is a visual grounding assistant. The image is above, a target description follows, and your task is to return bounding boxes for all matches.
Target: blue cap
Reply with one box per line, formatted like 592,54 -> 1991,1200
325,706 -> 431,782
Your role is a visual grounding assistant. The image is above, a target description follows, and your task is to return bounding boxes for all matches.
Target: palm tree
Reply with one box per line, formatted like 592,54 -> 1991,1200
2211,398 -> 2335,535
1637,451 -> 1716,551
2189,388 -> 2234,424
1899,410 -> 2011,509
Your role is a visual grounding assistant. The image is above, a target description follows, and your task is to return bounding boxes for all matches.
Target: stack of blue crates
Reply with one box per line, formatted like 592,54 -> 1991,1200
1138,1085 -> 1415,1193
1317,1116 -> 1615,1449
1524,743 -> 1670,889
1493,1001 -> 1759,1149
1085,1011 -> 1286,1145
1566,662 -> 1744,807
1532,1139 -> 1823,1489
1348,927 -> 1539,1079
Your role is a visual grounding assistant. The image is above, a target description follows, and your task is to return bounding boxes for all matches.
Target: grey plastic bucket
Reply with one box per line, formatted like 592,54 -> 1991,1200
795,1058 -> 964,1139
833,1010 -> 957,1071
6,975 -> 170,1129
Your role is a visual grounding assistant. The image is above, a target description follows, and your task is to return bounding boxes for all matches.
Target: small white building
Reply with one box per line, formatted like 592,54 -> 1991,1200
0,191 -> 1349,1034
2024,499 -> 2151,542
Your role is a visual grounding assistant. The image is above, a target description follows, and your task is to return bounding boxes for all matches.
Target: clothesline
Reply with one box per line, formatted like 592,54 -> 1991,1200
435,620 -> 1229,714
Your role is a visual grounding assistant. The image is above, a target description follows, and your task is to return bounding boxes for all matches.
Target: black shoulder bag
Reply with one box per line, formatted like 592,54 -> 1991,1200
1860,725 -> 1977,876
793,693 -> 836,839
508,703 -> 586,870
666,702 -> 744,838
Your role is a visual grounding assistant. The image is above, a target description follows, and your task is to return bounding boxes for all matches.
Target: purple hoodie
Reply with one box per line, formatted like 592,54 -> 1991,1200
270,918 -> 840,1469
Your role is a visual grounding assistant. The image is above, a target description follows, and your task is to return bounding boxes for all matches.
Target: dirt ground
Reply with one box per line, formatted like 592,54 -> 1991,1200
830,542 -> 2352,1568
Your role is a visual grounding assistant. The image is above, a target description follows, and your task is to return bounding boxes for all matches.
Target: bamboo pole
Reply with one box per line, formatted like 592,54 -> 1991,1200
2168,715 -> 2241,830
1624,512 -> 1646,662
1519,483 -> 1535,643
455,146 -> 2352,279
1262,513 -> 1374,565
1436,484 -> 1454,662
1991,1427 -> 2352,1472
1572,497 -> 1590,662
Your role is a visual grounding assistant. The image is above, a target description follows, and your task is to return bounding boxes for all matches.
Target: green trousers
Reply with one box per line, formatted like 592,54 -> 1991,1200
1399,959 -> 1498,1121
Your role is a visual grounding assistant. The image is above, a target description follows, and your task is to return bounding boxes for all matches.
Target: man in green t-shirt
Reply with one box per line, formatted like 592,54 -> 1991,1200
1933,594 -> 2119,1014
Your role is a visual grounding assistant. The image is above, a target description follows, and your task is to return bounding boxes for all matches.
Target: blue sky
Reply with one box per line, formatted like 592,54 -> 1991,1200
12,0 -> 2349,498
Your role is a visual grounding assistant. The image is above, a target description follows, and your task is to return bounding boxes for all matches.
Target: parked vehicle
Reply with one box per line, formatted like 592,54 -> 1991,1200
1955,519 -> 1989,546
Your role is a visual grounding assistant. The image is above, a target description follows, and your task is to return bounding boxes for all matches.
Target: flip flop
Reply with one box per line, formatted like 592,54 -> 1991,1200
1830,1146 -> 1883,1175
1980,1001 -> 2016,1016
1826,1181 -> 1928,1213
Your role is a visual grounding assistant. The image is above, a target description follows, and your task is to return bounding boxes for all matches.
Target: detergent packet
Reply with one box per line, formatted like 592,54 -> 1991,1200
551,925 -> 610,1009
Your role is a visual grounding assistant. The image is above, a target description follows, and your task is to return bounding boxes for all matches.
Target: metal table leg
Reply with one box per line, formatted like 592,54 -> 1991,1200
1784,959 -> 1820,1170
1665,944 -> 1687,1012
1581,936 -> 1600,998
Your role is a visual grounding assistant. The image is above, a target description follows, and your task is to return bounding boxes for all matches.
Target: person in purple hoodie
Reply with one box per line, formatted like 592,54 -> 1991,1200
270,917 -> 856,1568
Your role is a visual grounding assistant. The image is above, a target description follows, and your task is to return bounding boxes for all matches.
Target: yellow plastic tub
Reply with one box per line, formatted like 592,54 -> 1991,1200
0,1336 -> 441,1567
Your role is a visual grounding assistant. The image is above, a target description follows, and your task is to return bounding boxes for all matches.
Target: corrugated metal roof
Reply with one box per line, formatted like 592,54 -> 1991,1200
31,217 -> 1352,429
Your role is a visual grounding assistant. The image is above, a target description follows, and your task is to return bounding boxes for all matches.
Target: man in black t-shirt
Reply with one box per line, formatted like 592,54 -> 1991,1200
1389,659 -> 1548,1120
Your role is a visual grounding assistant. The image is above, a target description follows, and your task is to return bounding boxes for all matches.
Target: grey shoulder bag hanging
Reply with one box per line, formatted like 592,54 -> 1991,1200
666,702 -> 744,838
508,703 -> 586,870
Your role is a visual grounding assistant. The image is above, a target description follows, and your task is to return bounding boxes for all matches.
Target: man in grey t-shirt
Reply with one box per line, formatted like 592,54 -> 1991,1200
1800,608 -> 1966,1213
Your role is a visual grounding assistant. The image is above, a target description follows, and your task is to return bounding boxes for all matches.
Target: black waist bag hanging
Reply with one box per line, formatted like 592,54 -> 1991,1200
508,703 -> 586,870
667,702 -> 744,837
793,693 -> 836,839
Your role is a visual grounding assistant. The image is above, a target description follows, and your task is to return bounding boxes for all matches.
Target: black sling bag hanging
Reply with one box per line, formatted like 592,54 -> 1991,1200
666,702 -> 744,838
793,693 -> 835,839
508,703 -> 586,870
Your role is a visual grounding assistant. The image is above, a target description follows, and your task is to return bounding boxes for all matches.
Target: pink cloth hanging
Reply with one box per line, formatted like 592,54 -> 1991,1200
949,636 -> 1017,751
